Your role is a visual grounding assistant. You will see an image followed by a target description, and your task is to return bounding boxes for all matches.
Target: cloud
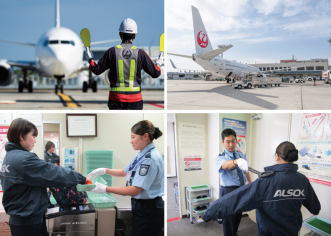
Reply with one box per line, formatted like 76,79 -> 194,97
240,36 -> 283,44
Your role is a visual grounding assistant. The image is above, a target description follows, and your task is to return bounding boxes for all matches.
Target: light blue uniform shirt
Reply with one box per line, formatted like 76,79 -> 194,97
215,149 -> 247,187
124,143 -> 164,199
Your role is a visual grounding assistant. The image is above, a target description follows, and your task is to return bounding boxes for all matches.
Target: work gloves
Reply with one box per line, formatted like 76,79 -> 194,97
237,159 -> 249,173
89,182 -> 107,194
85,48 -> 94,63
88,168 -> 106,180
155,52 -> 164,67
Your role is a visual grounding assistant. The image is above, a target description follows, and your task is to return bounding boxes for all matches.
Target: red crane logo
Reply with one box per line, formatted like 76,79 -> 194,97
197,31 -> 208,48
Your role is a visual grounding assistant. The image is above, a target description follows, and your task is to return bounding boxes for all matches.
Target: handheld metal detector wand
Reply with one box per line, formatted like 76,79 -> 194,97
248,167 -> 275,178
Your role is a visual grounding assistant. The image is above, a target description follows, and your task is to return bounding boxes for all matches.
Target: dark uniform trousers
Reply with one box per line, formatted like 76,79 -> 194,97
10,219 -> 48,236
131,197 -> 164,236
221,186 -> 242,236
108,100 -> 143,110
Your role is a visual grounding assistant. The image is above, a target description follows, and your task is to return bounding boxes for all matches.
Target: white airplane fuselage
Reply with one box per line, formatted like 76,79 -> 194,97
36,27 -> 84,79
194,53 -> 260,78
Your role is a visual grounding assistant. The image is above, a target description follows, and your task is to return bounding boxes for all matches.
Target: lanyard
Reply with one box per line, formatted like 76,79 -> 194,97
225,151 -> 240,160
129,147 -> 155,171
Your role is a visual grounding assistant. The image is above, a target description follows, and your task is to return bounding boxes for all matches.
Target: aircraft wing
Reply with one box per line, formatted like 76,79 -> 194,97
5,60 -> 38,71
90,39 -> 120,46
168,53 -> 192,58
196,45 -> 233,60
0,39 -> 35,47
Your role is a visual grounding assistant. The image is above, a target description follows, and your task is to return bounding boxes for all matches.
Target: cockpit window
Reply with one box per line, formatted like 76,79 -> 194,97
46,40 -> 75,46
49,40 -> 59,44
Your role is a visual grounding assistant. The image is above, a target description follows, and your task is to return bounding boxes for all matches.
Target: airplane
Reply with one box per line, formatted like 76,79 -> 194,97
0,0 -> 119,93
168,6 -> 260,82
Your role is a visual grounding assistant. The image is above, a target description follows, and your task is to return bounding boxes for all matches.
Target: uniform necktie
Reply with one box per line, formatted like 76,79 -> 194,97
233,153 -> 245,186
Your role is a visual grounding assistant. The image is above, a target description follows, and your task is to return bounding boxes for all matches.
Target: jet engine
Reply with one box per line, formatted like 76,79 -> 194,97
0,61 -> 14,86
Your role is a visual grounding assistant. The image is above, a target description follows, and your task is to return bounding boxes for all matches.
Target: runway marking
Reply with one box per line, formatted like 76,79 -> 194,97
167,216 -> 181,223
147,103 -> 164,109
56,93 -> 79,107
0,101 -> 16,104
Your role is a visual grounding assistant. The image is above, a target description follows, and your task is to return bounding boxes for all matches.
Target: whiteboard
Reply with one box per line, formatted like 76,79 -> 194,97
66,114 -> 97,137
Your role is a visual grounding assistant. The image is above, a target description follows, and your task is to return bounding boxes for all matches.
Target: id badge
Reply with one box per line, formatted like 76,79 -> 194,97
126,171 -> 132,182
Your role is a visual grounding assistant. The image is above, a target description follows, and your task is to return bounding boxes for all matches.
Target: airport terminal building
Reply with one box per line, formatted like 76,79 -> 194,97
249,57 -> 329,79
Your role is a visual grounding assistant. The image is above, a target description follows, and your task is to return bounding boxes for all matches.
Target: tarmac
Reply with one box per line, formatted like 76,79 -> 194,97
0,89 -> 164,110
167,80 -> 331,110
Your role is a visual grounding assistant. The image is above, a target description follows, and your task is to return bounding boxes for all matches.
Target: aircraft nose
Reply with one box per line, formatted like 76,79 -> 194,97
48,46 -> 74,75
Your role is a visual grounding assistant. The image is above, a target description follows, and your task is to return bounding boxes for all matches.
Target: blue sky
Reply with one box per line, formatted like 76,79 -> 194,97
0,0 -> 164,61
167,0 -> 331,71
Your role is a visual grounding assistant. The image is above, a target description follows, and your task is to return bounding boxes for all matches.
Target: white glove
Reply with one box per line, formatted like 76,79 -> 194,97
85,47 -> 94,63
237,159 -> 249,173
87,168 -> 106,180
155,52 -> 164,67
89,182 -> 107,194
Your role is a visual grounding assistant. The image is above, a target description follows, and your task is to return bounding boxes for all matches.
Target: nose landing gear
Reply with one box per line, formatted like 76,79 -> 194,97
54,75 -> 64,93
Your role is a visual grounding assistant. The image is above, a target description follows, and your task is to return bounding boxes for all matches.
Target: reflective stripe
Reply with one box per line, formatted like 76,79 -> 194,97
129,60 -> 135,87
118,60 -> 125,87
131,46 -> 137,49
116,45 -> 123,49
110,87 -> 141,92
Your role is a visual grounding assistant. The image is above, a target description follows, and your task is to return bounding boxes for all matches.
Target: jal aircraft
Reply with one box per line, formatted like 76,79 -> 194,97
0,0 -> 118,93
168,6 -> 260,82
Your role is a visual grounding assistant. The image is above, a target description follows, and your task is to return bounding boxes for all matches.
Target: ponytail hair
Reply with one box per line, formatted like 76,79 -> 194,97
131,120 -> 162,142
276,141 -> 298,162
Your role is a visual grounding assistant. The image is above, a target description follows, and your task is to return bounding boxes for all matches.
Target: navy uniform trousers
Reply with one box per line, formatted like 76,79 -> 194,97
221,186 -> 242,236
131,197 -> 164,236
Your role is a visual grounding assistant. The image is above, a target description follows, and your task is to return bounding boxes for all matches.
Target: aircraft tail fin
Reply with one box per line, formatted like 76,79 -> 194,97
55,0 -> 60,28
170,59 -> 177,69
192,6 -> 213,54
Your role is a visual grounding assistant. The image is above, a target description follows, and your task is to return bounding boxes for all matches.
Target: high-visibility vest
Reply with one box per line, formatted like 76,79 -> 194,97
112,44 -> 140,92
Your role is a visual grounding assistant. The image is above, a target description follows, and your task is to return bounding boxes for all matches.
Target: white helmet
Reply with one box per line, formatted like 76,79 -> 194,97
119,18 -> 138,34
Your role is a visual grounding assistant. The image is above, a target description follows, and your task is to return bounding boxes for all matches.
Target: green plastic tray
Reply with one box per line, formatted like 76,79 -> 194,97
188,184 -> 211,190
87,193 -> 117,208
76,184 -> 96,192
303,216 -> 331,236
193,209 -> 206,214
193,196 -> 211,202
85,150 -> 113,187
92,176 -> 107,185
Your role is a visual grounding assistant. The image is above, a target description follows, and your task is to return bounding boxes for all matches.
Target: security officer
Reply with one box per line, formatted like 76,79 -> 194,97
86,18 -> 163,110
88,120 -> 164,236
0,118 -> 91,236
44,141 -> 60,166
203,141 -> 321,236
215,128 -> 251,236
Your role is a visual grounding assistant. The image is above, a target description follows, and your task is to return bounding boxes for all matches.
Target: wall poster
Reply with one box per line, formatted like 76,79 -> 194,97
297,113 -> 331,186
222,118 -> 247,155
178,122 -> 205,172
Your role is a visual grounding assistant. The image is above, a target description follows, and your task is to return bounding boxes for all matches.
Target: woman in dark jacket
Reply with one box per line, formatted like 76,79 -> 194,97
202,141 -> 321,236
0,118 -> 91,236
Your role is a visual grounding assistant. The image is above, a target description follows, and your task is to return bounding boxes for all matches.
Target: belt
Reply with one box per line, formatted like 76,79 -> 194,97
131,196 -> 162,202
